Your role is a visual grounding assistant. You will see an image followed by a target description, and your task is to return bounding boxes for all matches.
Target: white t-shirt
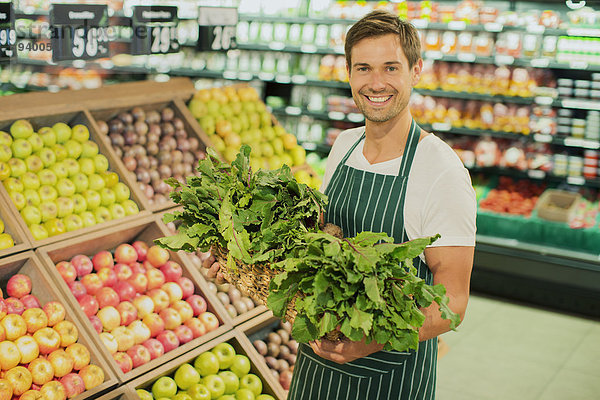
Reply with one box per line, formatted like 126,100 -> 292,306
321,126 -> 477,248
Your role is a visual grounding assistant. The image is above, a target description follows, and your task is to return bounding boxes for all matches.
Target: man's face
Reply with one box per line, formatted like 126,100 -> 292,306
347,34 -> 421,123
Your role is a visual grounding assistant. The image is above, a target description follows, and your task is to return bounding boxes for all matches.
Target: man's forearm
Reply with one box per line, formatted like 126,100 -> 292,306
418,294 -> 467,342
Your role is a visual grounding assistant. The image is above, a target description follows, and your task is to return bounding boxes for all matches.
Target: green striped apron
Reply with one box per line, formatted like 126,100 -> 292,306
288,119 -> 437,399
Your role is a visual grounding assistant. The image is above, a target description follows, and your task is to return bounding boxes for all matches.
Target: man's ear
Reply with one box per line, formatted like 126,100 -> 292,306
411,58 -> 423,86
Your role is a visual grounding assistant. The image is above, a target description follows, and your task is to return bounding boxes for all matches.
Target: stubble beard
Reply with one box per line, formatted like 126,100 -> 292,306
354,89 -> 409,123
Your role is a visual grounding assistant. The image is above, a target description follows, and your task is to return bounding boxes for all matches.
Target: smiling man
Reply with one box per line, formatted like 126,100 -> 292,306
286,10 -> 477,400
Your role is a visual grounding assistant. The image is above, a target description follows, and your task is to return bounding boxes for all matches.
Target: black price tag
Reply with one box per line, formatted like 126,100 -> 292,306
131,5 -> 179,55
0,2 -> 15,63
197,6 -> 237,52
50,4 -> 109,62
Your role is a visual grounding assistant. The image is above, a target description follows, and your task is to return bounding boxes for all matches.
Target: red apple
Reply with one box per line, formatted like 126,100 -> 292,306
55,261 -> 76,284
132,295 -> 154,319
92,250 -> 114,271
21,294 -> 41,309
71,254 -> 93,277
80,273 -> 103,296
112,352 -> 133,373
132,241 -> 148,262
184,318 -> 207,338
22,307 -> 48,333
78,295 -> 99,318
173,324 -> 194,345
156,330 -> 179,353
146,245 -> 169,268
142,338 -> 164,360
198,312 -> 219,332
28,357 -> 54,386
96,287 -> 120,309
127,272 -> 148,294
88,315 -> 102,334
67,281 -> 87,300
114,243 -> 137,265
186,295 -> 208,316
126,344 -> 151,368
159,308 -> 182,330
113,281 -> 136,302
160,261 -> 183,282
48,349 -> 74,378
129,262 -> 146,275
5,297 -> 25,315
43,301 -> 66,327
177,277 -> 195,299
142,260 -> 154,271
97,267 -> 117,288
114,263 -> 133,281
116,301 -> 138,326
53,320 -> 78,347
32,327 -> 61,355
147,289 -> 169,312
60,373 -> 85,398
161,282 -> 183,304
146,268 -> 166,291
142,313 -> 165,338
171,300 -> 194,323
6,274 -> 32,298
65,343 -> 91,370
0,299 -> 7,320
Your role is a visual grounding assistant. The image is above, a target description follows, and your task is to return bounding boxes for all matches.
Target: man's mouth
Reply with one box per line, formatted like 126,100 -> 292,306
364,95 -> 392,104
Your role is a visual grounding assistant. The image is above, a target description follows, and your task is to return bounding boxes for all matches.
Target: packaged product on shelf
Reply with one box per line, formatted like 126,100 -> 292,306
474,32 -> 494,56
440,31 -> 457,54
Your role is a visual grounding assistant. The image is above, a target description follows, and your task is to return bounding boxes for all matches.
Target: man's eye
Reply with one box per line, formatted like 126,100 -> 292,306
387,66 -> 397,71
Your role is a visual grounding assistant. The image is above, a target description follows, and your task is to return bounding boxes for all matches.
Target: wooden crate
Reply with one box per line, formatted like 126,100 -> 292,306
128,328 -> 282,399
88,98 -> 214,213
0,197 -> 31,259
35,214 -> 232,383
0,109 -> 151,248
0,251 -> 118,399
95,385 -> 139,400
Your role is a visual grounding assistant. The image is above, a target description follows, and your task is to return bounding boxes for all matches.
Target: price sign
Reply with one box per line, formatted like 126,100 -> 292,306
197,6 -> 237,52
50,4 -> 109,62
131,6 -> 179,55
0,2 -> 15,63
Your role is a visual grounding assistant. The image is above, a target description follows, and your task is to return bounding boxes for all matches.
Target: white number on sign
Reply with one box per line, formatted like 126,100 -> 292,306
0,29 -> 6,45
151,26 -> 177,54
72,27 -> 85,57
86,27 -> 98,57
211,25 -> 235,51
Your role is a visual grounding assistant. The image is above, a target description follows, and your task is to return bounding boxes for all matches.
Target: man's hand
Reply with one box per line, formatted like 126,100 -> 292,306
309,334 -> 384,364
201,253 -> 225,283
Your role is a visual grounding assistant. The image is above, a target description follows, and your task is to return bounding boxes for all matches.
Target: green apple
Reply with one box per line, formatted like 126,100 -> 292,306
64,214 -> 84,232
93,206 -> 112,224
50,162 -> 69,179
83,190 -> 101,209
79,158 -> 95,175
256,395 -> 276,400
0,161 -> 9,181
38,169 -> 57,186
172,394 -> 192,400
211,343 -> 236,370
38,185 -> 58,203
55,196 -> 74,218
218,370 -> 240,394
52,144 -> 68,161
27,133 -> 44,152
29,223 -> 48,240
40,201 -> 58,222
53,122 -> 72,144
135,389 -> 153,400
235,388 -> 256,400
44,218 -> 66,236
239,374 -> 262,397
72,173 -> 89,193
65,140 -> 83,159
113,182 -> 130,202
25,154 -> 44,173
4,177 -> 23,192
230,355 -> 251,378
23,189 -> 41,207
194,351 -> 220,376
63,158 -> 80,177
11,138 -> 33,159
187,383 -> 212,400
71,124 -> 90,142
93,154 -> 109,173
152,376 -> 178,399
8,158 -> 27,177
0,144 -> 12,162
101,171 -> 119,188
202,375 -> 226,399
219,396 -> 236,400
174,363 -> 201,391
10,119 -> 33,139
21,172 -> 41,190
72,194 -> 87,214
99,188 -> 116,207
36,148 -> 56,168
56,178 -> 76,197
21,205 -> 42,225
78,211 -> 96,228
8,190 -> 26,210
108,203 -> 126,220
80,140 -> 99,158
87,173 -> 105,191
121,199 -> 139,216
38,127 -> 57,147
0,131 -> 12,146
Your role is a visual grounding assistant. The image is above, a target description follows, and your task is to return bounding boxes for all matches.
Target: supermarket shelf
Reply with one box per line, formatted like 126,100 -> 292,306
270,105 -> 365,124
469,166 -> 600,188
299,140 -> 332,155
237,42 -> 343,55
239,14 -> 356,25
414,88 -> 534,105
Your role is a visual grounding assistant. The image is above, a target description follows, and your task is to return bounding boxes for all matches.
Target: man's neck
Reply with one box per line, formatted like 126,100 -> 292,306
363,110 -> 413,165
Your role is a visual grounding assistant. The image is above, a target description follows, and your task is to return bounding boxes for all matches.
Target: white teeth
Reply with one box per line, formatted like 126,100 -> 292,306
367,96 -> 391,103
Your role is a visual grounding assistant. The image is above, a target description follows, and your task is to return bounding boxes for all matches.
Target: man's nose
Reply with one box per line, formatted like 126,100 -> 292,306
368,70 -> 387,91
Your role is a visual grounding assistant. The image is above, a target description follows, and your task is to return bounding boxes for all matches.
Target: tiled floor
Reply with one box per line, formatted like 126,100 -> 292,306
437,293 -> 600,400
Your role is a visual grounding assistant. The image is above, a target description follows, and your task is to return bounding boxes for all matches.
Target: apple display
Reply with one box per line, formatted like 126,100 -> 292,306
92,249 -> 114,271
114,263 -> 133,281
6,273 -> 32,298
142,338 -> 164,360
96,287 -> 120,308
60,372 -> 85,398
62,158 -> 80,177
113,351 -> 133,373
121,199 -> 139,215
127,272 -> 148,294
55,261 -> 77,283
71,254 -> 93,277
68,281 -> 87,300
230,355 -> 251,378
80,273 -> 103,296
177,277 -> 195,299
71,172 -> 89,193
97,267 -> 118,288
211,342 -> 236,370
132,240 -> 148,261
127,344 -> 151,368
52,122 -> 72,143
83,189 -> 101,209
27,133 -> 44,152
80,141 -> 98,158
239,373 -> 263,397
156,330 -> 179,353
159,308 -> 182,331
21,294 -> 41,309
173,324 -> 194,345
39,201 -> 58,222
160,261 -> 183,282
8,158 -> 26,177
194,351 -> 220,376
147,245 -> 170,268
43,218 -> 66,236
88,173 -> 105,191
187,295 -> 208,316
142,312 -> 165,338
114,281 -> 136,302
78,294 -> 99,317
94,206 -> 112,223
184,318 -> 207,339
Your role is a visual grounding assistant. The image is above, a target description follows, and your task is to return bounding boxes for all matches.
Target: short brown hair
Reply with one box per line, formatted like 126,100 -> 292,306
345,10 -> 421,69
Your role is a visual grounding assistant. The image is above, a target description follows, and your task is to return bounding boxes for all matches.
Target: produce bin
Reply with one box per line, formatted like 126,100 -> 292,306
0,251 -> 118,399
128,328 -> 282,400
36,214 -> 232,382
0,109 -> 150,248
95,385 -> 139,400
0,198 -> 31,259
